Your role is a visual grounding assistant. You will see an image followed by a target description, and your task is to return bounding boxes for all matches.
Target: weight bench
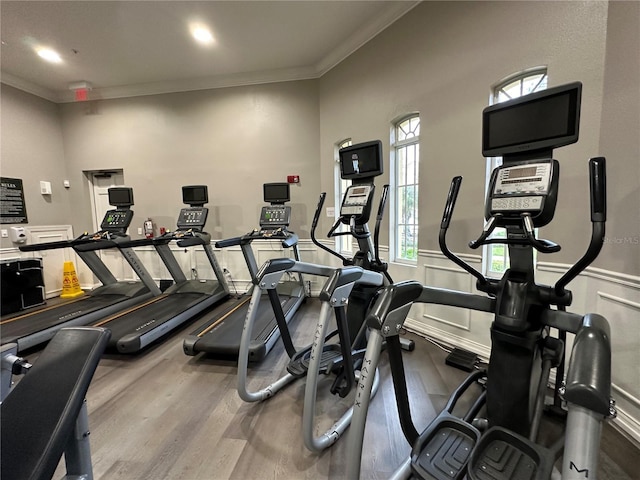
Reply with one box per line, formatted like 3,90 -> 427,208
1,327 -> 110,480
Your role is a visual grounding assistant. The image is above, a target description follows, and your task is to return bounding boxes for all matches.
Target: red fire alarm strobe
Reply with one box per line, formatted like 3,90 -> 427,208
287,175 -> 300,184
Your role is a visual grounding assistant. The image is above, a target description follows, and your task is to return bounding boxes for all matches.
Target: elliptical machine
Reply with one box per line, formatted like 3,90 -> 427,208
236,140 -> 408,452
347,82 -> 614,479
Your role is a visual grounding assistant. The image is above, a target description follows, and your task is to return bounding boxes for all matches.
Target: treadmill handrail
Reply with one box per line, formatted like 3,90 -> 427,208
19,235 -> 120,252
255,258 -> 336,283
216,229 -> 299,250
215,236 -> 243,249
176,234 -> 210,248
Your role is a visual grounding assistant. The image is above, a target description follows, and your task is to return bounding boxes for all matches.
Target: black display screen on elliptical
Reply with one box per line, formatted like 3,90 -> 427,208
339,140 -> 383,180
482,82 -> 581,157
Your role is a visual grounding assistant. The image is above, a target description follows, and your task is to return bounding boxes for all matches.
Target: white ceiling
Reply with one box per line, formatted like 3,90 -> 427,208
0,1 -> 419,103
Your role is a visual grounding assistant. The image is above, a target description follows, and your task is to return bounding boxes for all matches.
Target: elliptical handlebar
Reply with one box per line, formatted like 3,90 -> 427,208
590,157 -> 607,223
554,157 -> 607,296
310,192 -> 349,265
440,158 -> 607,300
438,177 -> 491,291
348,216 -> 371,239
521,213 -> 561,253
311,192 -> 325,231
373,185 -> 393,283
441,176 -> 462,230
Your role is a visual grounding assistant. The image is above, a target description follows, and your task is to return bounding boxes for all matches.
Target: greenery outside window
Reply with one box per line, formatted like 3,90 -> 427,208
391,115 -> 420,263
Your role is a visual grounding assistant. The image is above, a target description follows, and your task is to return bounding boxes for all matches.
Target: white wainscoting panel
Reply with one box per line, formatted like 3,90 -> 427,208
192,247 -> 215,280
5,229 -> 639,445
404,251 -> 493,349
596,291 -> 640,444
131,246 -> 172,282
406,252 -> 640,447
10,225 -> 75,297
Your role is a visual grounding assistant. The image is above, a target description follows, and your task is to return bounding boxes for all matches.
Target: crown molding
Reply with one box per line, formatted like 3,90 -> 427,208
315,1 -> 421,76
54,65 -> 320,103
1,72 -> 60,103
2,2 -> 421,104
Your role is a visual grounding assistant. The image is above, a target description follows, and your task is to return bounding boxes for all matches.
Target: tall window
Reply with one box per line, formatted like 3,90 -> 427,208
485,69 -> 547,277
335,139 -> 352,254
391,115 -> 420,262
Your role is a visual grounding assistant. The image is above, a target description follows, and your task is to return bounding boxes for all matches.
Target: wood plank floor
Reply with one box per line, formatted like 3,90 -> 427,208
33,298 -> 638,479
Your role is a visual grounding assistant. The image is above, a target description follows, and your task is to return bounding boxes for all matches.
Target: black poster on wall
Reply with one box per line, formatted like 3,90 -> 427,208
1,177 -> 28,224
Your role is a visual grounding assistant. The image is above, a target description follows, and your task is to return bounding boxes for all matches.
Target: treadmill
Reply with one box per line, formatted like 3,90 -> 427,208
94,185 -> 230,353
183,182 -> 305,362
3,188 -> 160,351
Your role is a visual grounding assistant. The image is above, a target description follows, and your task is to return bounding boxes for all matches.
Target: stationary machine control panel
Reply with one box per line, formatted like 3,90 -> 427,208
259,206 -> 291,229
100,209 -> 134,233
176,207 -> 208,231
341,185 -> 373,218
487,159 -> 558,226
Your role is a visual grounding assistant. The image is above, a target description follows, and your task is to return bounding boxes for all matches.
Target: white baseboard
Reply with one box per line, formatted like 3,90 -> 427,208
405,316 -> 640,449
404,317 -> 491,361
611,405 -> 640,448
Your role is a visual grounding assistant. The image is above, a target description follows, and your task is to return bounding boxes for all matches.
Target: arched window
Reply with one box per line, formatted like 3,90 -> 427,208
485,68 -> 547,277
391,114 -> 420,263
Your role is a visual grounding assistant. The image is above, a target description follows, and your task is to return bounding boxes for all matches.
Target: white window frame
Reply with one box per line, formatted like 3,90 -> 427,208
334,139 -> 352,254
390,114 -> 420,264
483,68 -> 548,278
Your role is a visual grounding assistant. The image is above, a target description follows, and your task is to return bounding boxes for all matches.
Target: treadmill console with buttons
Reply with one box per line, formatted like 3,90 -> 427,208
176,208 -> 208,231
97,187 -> 135,236
100,210 -> 134,232
259,206 -> 291,229
176,186 -> 209,232
258,183 -> 293,235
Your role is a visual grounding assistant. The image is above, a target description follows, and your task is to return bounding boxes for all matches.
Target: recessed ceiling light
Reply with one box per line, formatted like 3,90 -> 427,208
37,48 -> 62,63
190,24 -> 214,45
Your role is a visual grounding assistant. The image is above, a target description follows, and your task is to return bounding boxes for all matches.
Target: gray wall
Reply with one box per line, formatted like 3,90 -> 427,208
1,84 -> 72,247
56,80 -> 321,239
597,0 -> 640,275
319,1 -> 629,271
1,0 -> 637,276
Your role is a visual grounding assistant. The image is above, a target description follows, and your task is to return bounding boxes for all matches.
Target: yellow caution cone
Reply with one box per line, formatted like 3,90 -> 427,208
61,261 -> 84,298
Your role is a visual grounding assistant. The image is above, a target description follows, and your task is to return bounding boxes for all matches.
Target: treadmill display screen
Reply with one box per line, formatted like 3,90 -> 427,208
182,185 -> 208,206
263,183 -> 290,204
108,187 -> 134,207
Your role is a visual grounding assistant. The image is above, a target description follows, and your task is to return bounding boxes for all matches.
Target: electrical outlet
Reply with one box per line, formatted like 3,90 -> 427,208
137,227 -> 143,235
1,229 -> 8,238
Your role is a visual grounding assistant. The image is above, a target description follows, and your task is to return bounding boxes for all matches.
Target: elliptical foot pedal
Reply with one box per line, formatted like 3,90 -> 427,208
286,344 -> 344,378
411,412 -> 480,480
467,427 -> 554,480
445,347 -> 478,372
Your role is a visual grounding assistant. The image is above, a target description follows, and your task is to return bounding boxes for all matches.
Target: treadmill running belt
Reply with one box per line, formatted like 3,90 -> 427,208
96,292 -> 209,349
191,293 -> 295,361
0,294 -> 130,344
